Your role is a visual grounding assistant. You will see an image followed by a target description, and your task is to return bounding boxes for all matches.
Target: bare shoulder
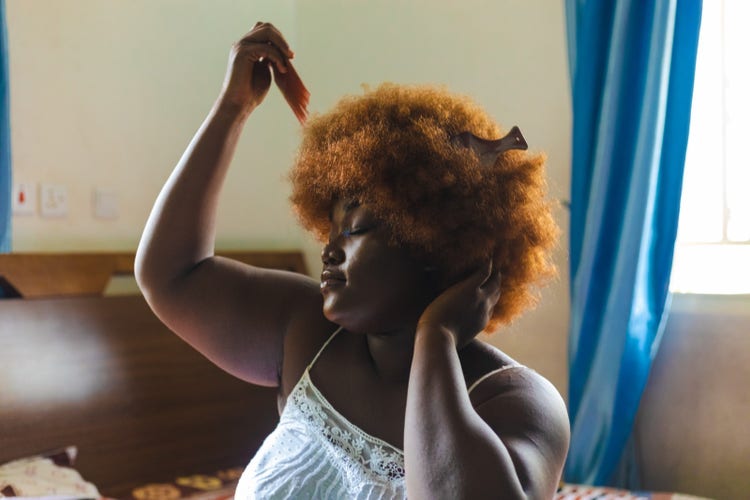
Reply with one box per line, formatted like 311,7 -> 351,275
472,364 -> 569,439
460,341 -> 567,421
461,341 -> 570,497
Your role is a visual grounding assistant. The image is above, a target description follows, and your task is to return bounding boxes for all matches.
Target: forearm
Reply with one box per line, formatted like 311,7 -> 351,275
135,98 -> 253,292
404,326 -> 525,500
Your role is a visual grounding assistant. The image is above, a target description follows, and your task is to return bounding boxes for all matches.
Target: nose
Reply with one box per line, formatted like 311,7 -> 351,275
321,240 -> 344,266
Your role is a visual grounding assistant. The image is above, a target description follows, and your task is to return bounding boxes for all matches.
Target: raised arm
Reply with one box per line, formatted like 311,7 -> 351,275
135,23 -> 321,387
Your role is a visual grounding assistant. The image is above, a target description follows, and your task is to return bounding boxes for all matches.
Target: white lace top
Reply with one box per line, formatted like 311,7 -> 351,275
235,327 -> 405,499
235,328 -> 521,499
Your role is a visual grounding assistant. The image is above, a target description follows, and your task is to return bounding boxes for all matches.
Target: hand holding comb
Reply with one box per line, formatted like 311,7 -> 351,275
221,22 -> 309,124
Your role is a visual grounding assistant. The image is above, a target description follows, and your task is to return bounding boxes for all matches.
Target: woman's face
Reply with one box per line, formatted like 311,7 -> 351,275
320,199 -> 437,335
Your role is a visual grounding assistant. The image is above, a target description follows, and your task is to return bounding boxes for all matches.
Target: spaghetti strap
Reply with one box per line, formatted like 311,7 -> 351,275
467,364 -> 526,394
307,326 -> 344,370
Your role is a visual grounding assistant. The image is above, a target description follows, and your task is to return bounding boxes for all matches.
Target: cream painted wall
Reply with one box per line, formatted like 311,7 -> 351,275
7,0 -> 305,254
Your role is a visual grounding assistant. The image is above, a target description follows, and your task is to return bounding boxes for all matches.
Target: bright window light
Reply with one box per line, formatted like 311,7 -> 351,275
671,0 -> 750,294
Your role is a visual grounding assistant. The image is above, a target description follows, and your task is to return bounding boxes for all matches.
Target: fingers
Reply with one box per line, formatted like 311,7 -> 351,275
236,22 -> 295,75
474,259 -> 502,302
448,260 -> 501,306
243,22 -> 294,59
480,259 -> 500,285
476,259 -> 493,285
238,40 -> 289,73
481,260 -> 502,303
251,58 -> 273,93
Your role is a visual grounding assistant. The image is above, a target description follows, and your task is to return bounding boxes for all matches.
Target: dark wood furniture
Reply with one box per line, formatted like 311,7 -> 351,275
0,251 -> 305,498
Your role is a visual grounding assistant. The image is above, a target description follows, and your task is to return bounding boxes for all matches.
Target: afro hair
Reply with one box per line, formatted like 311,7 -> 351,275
289,83 -> 558,331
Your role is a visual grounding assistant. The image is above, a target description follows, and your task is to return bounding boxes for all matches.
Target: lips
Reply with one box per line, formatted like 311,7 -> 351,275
320,268 -> 346,289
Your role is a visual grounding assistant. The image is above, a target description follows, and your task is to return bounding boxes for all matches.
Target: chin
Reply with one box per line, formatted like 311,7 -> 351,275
321,289 -> 426,335
322,306 -> 363,334
321,297 -> 347,327
322,291 -> 364,330
323,306 -> 419,337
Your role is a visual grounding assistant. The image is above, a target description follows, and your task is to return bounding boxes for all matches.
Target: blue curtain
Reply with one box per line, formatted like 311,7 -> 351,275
564,0 -> 701,486
1,0 -> 11,253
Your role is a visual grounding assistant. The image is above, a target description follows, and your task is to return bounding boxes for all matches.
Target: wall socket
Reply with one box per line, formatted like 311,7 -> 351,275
40,183 -> 69,218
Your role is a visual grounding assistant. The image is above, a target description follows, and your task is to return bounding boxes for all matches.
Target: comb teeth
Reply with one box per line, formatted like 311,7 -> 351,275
275,61 -> 310,124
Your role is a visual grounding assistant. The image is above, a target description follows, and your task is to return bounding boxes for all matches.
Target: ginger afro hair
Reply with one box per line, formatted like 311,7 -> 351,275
289,83 -> 558,330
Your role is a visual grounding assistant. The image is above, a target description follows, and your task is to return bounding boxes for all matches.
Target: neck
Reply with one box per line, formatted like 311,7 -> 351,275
364,325 -> 417,384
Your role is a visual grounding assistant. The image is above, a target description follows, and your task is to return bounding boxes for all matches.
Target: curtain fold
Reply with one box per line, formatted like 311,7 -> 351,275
564,0 -> 702,486
1,0 -> 11,253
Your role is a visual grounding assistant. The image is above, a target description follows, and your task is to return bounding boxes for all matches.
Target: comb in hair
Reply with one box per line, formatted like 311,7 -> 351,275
451,126 -> 527,168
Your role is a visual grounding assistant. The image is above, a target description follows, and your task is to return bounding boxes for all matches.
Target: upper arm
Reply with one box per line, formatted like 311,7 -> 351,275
472,369 -> 570,499
140,255 -> 327,387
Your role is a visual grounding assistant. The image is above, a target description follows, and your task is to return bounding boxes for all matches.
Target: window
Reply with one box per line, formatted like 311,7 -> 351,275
670,0 -> 750,294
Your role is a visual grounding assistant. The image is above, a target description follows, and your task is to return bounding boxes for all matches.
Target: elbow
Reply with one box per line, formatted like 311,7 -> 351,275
133,241 -> 154,295
133,239 -> 175,300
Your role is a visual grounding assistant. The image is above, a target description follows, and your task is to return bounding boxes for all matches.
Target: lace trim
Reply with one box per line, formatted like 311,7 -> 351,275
287,371 -> 406,482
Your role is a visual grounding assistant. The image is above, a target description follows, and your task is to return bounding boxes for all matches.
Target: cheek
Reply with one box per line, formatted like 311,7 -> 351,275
346,242 -> 406,289
352,249 -> 434,306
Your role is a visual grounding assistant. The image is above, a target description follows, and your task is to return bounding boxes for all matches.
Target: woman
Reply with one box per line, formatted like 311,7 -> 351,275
135,22 -> 569,500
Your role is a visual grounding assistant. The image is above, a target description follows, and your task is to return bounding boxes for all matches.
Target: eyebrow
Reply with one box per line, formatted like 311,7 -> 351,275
328,199 -> 361,222
344,199 -> 361,212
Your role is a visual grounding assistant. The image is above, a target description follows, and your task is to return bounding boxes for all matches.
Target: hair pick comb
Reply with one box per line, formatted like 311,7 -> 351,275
451,126 -> 527,168
274,60 -> 310,125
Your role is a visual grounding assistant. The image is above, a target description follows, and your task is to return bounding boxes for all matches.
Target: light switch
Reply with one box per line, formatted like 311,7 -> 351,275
40,184 -> 68,218
12,182 -> 36,215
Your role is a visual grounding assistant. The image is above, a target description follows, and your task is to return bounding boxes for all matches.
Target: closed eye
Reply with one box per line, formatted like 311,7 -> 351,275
342,227 -> 370,237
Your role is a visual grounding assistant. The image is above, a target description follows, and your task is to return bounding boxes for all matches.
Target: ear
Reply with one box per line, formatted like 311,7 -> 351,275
451,126 -> 528,168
